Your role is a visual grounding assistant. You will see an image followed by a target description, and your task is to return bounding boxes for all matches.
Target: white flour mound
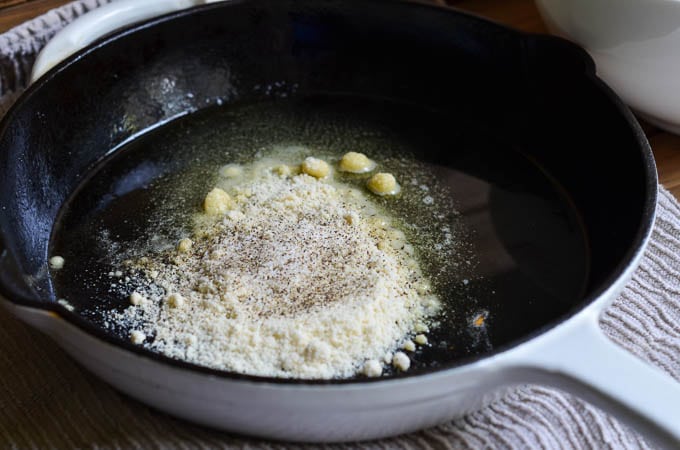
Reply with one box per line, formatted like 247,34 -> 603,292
109,160 -> 440,379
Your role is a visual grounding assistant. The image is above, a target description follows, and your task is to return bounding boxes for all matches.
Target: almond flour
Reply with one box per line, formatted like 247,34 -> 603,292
107,156 -> 440,379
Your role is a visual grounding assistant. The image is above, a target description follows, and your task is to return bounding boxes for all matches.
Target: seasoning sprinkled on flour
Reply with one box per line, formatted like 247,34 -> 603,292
106,152 -> 443,379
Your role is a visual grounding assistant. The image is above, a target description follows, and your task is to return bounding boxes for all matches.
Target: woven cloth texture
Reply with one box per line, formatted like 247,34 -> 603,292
0,2 -> 678,449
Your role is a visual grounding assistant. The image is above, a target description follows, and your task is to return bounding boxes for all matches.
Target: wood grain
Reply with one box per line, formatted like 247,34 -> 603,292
0,0 -> 72,33
1,0 -> 679,199
0,0 -> 30,9
448,0 -> 547,33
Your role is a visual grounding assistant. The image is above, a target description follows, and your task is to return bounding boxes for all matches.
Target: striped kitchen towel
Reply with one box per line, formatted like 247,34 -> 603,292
0,1 -> 676,448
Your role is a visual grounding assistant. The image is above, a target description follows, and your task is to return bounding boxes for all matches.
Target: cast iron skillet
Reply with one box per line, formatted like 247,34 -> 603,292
0,0 -> 677,446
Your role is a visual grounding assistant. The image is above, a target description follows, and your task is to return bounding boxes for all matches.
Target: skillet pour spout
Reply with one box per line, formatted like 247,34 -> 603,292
0,0 -> 676,446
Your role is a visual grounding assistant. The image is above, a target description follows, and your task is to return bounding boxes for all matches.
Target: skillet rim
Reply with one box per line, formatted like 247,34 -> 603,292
0,0 -> 658,386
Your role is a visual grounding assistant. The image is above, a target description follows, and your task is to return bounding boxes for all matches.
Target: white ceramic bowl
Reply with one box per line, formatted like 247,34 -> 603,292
535,0 -> 680,133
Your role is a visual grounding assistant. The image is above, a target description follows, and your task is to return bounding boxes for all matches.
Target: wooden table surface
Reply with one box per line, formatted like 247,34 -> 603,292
1,0 -> 679,200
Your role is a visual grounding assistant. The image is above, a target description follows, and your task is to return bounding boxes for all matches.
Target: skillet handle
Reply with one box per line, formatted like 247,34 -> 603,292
30,0 -> 227,83
506,308 -> 680,449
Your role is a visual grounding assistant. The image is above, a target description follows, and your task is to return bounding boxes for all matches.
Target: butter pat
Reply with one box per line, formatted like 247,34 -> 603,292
301,157 -> 330,179
339,152 -> 376,173
203,188 -> 234,215
367,173 -> 400,196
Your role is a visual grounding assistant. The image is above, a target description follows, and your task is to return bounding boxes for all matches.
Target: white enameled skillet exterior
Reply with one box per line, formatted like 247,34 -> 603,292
6,239 -> 679,447
4,0 -> 677,447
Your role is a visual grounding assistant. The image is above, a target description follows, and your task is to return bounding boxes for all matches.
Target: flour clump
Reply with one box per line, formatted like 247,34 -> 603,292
108,154 -> 440,379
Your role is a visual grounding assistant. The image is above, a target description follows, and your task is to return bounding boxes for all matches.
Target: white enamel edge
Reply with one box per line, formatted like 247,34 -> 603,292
499,209 -> 680,449
1,297 -> 510,442
19,1 -> 679,441
30,0 -> 227,83
506,309 -> 680,449
2,205 -> 671,443
3,233 -> 677,445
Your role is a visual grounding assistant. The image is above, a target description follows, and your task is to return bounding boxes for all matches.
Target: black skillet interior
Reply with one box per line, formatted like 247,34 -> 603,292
0,0 -> 655,380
